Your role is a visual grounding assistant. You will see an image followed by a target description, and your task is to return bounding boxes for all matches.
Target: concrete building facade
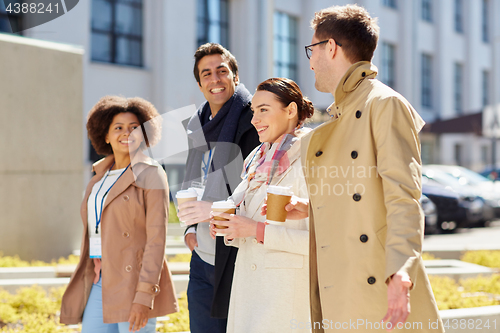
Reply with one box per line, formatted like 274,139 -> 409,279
0,34 -> 84,261
2,0 -> 500,175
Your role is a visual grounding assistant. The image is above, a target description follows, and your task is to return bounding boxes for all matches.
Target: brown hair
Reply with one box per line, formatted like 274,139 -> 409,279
193,43 -> 239,85
256,78 -> 314,126
311,4 -> 379,63
87,96 -> 161,156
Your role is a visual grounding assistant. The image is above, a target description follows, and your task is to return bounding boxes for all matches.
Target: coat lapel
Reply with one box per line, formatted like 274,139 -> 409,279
101,169 -> 136,211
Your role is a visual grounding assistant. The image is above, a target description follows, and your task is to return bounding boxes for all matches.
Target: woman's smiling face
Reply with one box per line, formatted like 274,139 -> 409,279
251,90 -> 298,143
105,112 -> 143,158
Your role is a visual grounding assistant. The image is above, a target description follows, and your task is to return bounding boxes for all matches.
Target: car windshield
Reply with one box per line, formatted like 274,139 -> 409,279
422,168 -> 462,188
450,168 -> 491,186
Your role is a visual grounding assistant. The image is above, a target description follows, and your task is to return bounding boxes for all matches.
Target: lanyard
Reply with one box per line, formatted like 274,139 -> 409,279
244,143 -> 264,175
94,162 -> 130,234
201,148 -> 213,181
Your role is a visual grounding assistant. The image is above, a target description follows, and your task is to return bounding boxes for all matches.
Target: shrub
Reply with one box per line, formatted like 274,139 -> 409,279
168,253 -> 192,263
461,250 -> 500,269
0,253 -> 47,268
422,253 -> 439,260
0,253 -> 79,268
429,274 -> 500,310
157,292 -> 190,332
169,201 -> 180,223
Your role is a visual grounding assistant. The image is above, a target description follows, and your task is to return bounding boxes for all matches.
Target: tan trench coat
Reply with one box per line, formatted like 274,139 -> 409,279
60,152 -> 178,324
301,62 -> 444,332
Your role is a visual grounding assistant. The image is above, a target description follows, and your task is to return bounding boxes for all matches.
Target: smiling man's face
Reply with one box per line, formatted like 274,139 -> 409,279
197,54 -> 239,115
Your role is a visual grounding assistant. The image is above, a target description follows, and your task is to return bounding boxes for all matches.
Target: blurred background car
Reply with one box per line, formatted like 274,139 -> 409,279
425,165 -> 500,219
420,194 -> 438,234
480,167 -> 500,181
422,181 -> 463,233
422,167 -> 492,228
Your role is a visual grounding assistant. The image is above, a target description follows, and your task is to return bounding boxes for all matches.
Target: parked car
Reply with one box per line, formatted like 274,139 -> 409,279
426,164 -> 500,222
480,167 -> 500,181
422,168 -> 490,228
427,164 -> 500,218
420,194 -> 438,234
422,181 -> 463,233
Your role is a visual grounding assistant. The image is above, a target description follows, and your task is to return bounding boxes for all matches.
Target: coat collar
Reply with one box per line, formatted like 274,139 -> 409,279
90,151 -> 161,211
334,61 -> 378,106
92,150 -> 160,175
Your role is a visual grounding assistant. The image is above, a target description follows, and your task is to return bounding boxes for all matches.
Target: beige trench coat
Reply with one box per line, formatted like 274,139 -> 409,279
302,62 -> 444,332
226,138 -> 311,333
60,152 -> 178,324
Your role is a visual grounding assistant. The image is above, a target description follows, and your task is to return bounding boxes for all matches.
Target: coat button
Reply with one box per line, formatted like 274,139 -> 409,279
356,110 -> 362,118
353,193 -> 362,201
152,285 -> 160,295
368,277 -> 376,284
241,238 -> 246,244
123,195 -> 129,201
362,72 -> 366,77
360,234 -> 368,243
123,232 -> 130,238
252,239 -> 258,244
315,151 -> 323,157
251,264 -> 257,271
125,265 -> 132,272
351,151 -> 358,159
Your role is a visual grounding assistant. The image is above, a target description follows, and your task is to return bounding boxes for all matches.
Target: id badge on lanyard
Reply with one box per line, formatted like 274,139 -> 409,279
89,236 -> 102,258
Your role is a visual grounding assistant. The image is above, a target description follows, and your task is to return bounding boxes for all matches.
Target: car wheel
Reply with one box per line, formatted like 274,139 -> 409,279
438,221 -> 457,233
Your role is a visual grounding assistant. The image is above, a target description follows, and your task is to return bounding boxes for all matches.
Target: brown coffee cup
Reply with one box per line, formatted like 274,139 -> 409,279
211,200 -> 236,236
176,188 -> 198,224
266,185 -> 293,225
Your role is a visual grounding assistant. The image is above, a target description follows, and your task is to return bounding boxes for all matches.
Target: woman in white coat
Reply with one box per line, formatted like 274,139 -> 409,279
209,78 -> 314,333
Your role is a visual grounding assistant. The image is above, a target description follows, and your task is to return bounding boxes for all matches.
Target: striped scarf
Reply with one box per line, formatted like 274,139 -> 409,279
231,132 -> 300,207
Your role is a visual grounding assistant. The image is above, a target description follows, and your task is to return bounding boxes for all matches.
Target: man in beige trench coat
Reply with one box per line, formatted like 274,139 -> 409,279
287,4 -> 445,333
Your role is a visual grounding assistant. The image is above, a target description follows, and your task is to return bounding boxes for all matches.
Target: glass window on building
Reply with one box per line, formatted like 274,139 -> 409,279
454,0 -> 463,33
454,143 -> 463,166
454,63 -> 463,114
382,0 -> 397,9
0,1 -> 23,34
197,0 -> 229,48
273,11 -> 298,82
482,0 -> 489,42
421,54 -> 432,108
481,145 -> 489,165
381,42 -> 396,89
91,0 -> 143,67
483,70 -> 490,107
421,141 -> 433,165
422,0 -> 432,22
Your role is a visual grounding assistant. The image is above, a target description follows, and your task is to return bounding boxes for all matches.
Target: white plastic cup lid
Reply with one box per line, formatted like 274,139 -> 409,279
176,188 -> 198,198
267,185 -> 293,196
211,199 -> 236,209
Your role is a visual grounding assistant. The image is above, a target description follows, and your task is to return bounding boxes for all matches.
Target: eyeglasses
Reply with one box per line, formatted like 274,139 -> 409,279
304,39 -> 342,59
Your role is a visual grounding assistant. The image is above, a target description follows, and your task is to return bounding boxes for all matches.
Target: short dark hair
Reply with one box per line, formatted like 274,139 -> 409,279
256,78 -> 314,127
311,4 -> 379,63
193,43 -> 239,85
87,96 -> 162,156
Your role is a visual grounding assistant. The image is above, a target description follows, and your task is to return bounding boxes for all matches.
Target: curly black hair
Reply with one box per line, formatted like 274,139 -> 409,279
86,96 -> 162,156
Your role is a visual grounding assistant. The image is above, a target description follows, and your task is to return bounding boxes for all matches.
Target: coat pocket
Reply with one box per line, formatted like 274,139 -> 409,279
375,225 -> 387,250
264,251 -> 304,269
136,248 -> 144,271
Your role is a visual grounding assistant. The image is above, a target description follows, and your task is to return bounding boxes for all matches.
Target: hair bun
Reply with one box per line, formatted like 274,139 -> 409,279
302,97 -> 315,119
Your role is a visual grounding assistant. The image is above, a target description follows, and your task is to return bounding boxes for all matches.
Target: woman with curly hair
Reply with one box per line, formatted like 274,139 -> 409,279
60,96 -> 178,333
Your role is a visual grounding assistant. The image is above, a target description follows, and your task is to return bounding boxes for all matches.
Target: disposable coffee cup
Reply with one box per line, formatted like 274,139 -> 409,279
176,188 -> 198,224
211,200 -> 236,236
266,185 -> 293,225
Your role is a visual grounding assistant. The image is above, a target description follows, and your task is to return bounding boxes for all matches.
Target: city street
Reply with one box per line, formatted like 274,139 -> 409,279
424,221 -> 500,252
